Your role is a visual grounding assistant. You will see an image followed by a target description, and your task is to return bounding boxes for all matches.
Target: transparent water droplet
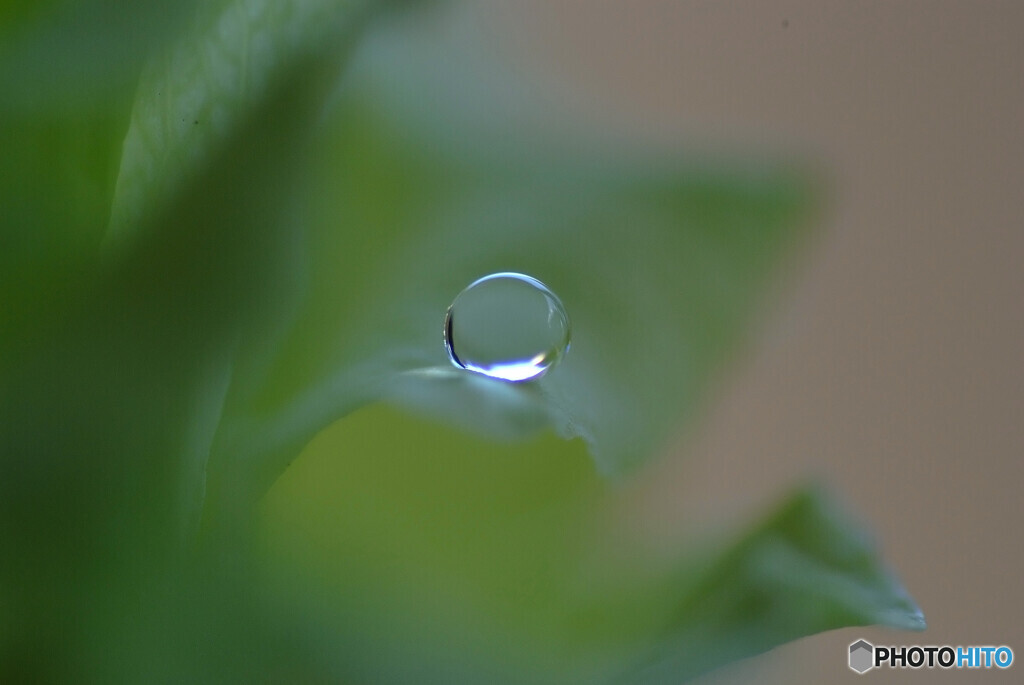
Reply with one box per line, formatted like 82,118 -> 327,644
444,272 -> 570,382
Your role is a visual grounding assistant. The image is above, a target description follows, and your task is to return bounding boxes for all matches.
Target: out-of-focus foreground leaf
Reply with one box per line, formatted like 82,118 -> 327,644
0,0 -> 193,360
1,0 -> 375,681
0,0 -> 197,109
105,0 -> 370,243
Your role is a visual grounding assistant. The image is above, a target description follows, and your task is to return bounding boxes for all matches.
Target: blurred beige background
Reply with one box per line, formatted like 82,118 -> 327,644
476,1 -> 1023,682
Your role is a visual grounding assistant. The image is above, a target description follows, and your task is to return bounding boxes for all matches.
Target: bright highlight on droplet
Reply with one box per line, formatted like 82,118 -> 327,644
444,272 -> 570,382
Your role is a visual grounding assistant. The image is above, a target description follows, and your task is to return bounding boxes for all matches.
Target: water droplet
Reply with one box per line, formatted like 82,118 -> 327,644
444,272 -> 570,382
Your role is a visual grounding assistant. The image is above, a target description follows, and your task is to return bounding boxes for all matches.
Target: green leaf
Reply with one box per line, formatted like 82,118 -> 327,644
97,0 -> 388,532
217,12 -> 817,496
610,486 -> 925,683
106,0 -> 372,243
0,0 -> 197,110
0,0 -> 190,361
0,104 -> 127,361
0,0 -> 380,678
259,404 -> 612,685
261,408 -> 924,684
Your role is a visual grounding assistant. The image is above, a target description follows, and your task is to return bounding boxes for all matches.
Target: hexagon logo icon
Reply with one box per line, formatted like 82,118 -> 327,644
849,639 -> 875,674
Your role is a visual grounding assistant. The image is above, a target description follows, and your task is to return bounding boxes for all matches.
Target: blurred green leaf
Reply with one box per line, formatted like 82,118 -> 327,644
215,13 -> 817,499
0,105 -> 126,359
1,0 -> 378,680
260,404 -> 611,685
0,0 -> 196,110
106,0 -> 372,243
97,0 -> 382,529
610,486 -> 925,683
261,406 -> 923,684
0,0 -> 185,364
